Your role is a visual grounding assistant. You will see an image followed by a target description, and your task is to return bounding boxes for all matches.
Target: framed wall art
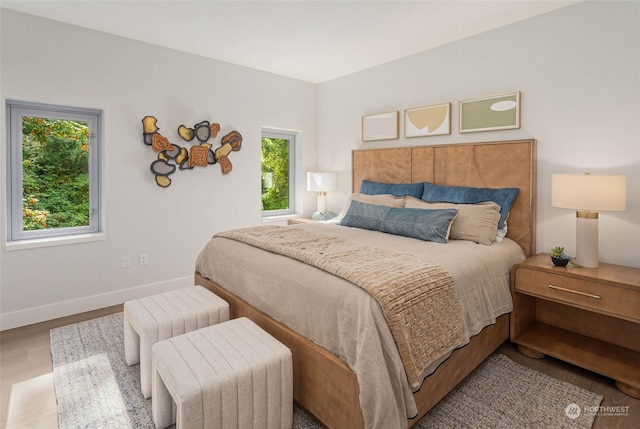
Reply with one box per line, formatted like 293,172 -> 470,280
459,91 -> 520,133
404,103 -> 451,137
362,111 -> 399,142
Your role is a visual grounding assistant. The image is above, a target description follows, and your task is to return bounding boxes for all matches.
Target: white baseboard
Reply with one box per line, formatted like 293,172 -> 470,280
0,276 -> 193,330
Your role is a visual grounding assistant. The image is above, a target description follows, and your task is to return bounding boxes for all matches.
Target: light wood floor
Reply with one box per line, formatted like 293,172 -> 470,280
1,306 -> 638,429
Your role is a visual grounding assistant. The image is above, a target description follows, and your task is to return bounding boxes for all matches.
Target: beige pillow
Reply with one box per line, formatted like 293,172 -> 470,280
339,193 -> 405,218
405,197 -> 500,245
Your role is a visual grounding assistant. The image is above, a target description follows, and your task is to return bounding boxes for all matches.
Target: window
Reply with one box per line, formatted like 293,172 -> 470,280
261,129 -> 295,216
6,100 -> 102,241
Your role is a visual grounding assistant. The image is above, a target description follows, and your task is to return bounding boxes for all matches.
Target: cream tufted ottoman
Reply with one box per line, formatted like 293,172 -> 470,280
151,317 -> 293,429
124,286 -> 229,398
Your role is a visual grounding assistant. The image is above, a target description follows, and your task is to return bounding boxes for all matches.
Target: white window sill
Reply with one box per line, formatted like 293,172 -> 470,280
261,214 -> 300,225
5,232 -> 106,251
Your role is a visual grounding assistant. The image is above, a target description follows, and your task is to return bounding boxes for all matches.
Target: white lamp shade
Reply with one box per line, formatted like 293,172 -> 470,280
551,174 -> 626,211
307,172 -> 337,192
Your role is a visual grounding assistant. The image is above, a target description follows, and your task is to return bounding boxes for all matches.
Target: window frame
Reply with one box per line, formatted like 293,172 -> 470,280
261,128 -> 296,217
6,100 -> 103,242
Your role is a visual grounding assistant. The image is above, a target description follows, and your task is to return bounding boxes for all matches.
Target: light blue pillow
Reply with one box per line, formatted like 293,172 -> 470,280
360,180 -> 423,198
339,200 -> 458,243
421,182 -> 518,230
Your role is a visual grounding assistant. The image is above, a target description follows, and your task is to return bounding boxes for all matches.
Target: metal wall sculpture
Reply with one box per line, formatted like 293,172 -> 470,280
142,116 -> 242,187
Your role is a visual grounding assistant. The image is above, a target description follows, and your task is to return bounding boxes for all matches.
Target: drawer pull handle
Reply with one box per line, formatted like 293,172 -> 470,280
548,284 -> 600,299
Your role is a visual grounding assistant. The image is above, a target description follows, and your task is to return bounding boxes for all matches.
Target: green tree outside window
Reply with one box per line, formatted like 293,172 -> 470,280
261,137 -> 290,211
21,117 -> 90,230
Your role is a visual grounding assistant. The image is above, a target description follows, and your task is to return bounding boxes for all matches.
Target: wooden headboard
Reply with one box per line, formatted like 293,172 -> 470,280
352,139 -> 537,257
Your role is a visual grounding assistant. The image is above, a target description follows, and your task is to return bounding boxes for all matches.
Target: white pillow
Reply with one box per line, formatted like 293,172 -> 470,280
404,197 -> 500,245
338,193 -> 405,218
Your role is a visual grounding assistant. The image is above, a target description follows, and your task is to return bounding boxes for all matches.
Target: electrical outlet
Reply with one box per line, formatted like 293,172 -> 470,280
121,256 -> 131,269
139,253 -> 148,266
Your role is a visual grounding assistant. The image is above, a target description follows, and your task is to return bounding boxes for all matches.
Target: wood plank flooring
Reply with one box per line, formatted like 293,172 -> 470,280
1,306 -> 638,428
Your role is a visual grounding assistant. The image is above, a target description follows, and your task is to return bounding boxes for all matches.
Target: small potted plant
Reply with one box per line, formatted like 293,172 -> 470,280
550,246 -> 570,267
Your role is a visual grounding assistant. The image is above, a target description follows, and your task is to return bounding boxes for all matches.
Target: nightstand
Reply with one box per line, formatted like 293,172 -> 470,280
287,218 -> 314,225
510,253 -> 640,398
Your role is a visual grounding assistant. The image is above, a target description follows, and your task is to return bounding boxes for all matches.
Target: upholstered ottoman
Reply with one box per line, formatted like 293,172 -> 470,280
151,317 -> 293,429
124,286 -> 229,398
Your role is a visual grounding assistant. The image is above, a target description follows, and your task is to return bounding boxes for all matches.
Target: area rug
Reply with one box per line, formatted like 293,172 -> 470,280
51,313 -> 602,428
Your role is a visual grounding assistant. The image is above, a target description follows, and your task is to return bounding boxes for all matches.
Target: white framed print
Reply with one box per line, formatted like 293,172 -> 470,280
362,111 -> 399,142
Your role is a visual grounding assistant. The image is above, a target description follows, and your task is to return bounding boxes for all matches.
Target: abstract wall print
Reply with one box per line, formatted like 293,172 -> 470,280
141,116 -> 242,188
404,103 -> 451,137
459,91 -> 520,133
362,111 -> 399,142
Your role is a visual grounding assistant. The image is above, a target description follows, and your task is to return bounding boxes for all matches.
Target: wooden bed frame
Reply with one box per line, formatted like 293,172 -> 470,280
196,139 -> 537,428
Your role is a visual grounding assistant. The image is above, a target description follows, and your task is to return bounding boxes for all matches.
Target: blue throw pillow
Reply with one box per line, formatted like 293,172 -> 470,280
340,200 -> 458,243
382,207 -> 458,243
360,180 -> 423,198
339,200 -> 388,231
421,182 -> 518,230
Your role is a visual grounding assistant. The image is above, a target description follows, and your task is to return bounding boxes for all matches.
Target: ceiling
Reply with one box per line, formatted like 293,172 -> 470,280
1,1 -> 579,83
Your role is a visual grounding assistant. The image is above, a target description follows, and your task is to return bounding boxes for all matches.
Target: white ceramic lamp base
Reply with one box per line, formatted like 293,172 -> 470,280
317,193 -> 327,214
575,213 -> 598,268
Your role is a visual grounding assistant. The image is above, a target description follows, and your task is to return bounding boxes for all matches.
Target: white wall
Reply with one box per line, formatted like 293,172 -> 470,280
0,10 -> 318,328
317,1 -> 640,268
2,2 -> 639,329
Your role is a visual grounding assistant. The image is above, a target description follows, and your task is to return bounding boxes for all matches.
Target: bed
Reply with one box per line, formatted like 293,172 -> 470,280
195,139 -> 537,428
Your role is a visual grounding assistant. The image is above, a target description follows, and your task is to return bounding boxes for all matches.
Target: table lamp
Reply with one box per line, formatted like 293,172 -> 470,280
551,173 -> 626,268
307,172 -> 337,220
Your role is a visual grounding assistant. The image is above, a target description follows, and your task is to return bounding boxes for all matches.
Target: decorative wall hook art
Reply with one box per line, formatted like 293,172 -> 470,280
141,116 -> 242,187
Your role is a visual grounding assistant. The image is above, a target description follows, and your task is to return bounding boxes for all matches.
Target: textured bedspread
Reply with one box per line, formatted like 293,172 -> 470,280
217,225 -> 465,387
196,222 -> 525,429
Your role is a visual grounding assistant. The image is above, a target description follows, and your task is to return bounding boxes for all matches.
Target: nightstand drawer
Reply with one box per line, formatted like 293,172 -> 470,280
515,269 -> 640,322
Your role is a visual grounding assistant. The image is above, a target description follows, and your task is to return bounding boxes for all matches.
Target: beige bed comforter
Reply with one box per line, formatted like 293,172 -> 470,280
217,225 -> 465,388
195,222 -> 525,429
